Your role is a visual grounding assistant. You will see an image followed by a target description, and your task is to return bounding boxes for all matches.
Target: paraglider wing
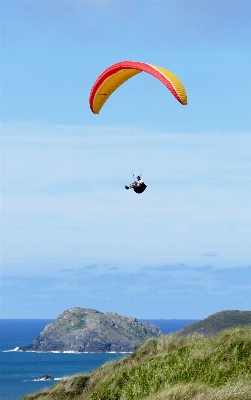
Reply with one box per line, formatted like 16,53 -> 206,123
89,61 -> 187,114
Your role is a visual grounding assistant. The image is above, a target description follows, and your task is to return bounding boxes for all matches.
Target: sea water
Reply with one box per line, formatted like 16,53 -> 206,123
0,320 -> 126,400
0,319 -> 197,400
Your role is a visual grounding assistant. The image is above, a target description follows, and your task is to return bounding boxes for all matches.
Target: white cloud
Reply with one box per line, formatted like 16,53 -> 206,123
1,264 -> 251,319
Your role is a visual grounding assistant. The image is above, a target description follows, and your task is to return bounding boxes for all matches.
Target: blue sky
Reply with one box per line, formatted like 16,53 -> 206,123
1,1 -> 251,319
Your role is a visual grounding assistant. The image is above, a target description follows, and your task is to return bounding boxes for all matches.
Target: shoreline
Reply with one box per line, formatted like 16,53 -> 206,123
3,347 -> 131,354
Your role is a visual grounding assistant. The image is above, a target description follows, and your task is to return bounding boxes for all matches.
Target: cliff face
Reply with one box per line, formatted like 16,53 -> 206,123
20,307 -> 163,352
177,310 -> 251,337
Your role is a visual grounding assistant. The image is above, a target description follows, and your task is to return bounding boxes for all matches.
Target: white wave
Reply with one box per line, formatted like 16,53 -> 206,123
3,347 -> 20,352
62,351 -> 77,353
105,351 -> 131,354
23,377 -> 64,382
3,348 -> 131,354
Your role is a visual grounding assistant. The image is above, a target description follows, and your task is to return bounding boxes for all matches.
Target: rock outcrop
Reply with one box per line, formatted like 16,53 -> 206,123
37,375 -> 54,381
20,307 -> 163,352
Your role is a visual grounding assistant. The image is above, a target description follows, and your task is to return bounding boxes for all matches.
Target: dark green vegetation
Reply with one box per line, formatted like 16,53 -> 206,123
51,312 -> 87,332
20,308 -> 162,352
21,325 -> 251,400
177,310 -> 251,337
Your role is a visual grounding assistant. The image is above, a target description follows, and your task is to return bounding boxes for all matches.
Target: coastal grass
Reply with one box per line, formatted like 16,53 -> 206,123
21,326 -> 251,400
21,375 -> 89,400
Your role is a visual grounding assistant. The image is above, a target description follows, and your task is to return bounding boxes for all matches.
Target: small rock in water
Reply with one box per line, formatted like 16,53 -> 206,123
38,375 -> 54,381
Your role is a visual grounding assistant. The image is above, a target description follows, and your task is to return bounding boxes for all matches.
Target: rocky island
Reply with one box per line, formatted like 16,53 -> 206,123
20,307 -> 163,352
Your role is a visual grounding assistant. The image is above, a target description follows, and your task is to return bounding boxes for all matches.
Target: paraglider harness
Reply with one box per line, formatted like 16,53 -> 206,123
131,175 -> 147,194
133,182 -> 147,194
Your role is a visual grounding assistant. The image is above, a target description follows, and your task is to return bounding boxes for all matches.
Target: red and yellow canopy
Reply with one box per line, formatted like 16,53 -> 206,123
89,61 -> 187,114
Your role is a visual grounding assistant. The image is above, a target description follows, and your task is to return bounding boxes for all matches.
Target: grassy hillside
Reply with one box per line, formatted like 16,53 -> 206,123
21,326 -> 251,400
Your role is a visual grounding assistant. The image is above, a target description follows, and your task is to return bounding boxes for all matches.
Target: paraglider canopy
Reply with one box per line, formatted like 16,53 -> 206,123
89,61 -> 187,114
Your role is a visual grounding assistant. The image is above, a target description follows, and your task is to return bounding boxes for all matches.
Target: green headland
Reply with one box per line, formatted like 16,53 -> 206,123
21,310 -> 251,400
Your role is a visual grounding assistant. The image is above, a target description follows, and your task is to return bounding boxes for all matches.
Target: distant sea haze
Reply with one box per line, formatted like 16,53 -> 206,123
0,319 -> 197,400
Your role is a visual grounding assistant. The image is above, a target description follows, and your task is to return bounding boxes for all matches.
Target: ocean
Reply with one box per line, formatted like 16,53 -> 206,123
0,319 -> 197,400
